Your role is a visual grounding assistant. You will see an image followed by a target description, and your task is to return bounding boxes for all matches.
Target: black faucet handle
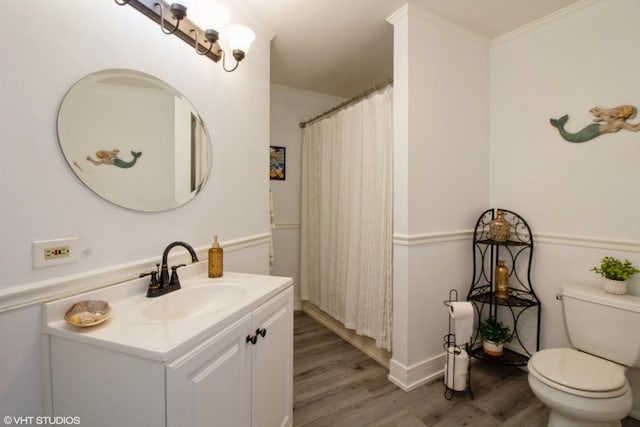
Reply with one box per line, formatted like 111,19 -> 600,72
169,264 -> 187,286
139,270 -> 159,289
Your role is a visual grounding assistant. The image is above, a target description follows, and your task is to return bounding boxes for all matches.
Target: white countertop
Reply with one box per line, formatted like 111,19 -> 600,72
42,264 -> 292,362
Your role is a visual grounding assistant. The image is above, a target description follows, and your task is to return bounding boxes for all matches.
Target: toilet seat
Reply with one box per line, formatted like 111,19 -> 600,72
528,348 -> 628,399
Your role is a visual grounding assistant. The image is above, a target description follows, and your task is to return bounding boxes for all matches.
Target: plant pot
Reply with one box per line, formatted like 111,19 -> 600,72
603,278 -> 627,295
482,340 -> 504,357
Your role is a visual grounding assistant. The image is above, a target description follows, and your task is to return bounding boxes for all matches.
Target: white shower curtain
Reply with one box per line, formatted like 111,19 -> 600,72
300,85 -> 393,350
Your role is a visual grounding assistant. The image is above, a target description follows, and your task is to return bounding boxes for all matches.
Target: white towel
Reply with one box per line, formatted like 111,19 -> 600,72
269,189 -> 275,271
448,301 -> 474,344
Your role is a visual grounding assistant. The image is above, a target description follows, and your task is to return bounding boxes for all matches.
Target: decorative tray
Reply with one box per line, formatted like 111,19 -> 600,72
64,300 -> 111,328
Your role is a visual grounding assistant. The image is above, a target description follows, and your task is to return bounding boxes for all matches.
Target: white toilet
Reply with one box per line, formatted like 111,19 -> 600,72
527,283 -> 640,427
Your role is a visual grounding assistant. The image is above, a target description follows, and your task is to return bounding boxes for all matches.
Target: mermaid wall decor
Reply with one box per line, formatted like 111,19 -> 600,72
86,149 -> 142,168
550,105 -> 640,143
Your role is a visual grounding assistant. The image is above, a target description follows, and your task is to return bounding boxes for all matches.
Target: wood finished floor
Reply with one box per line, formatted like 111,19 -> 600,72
293,311 -> 640,427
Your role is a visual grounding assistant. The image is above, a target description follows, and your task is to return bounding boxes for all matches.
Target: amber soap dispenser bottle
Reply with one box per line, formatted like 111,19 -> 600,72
208,235 -> 223,278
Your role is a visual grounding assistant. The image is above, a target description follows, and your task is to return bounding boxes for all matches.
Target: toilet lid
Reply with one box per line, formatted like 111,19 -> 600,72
529,348 -> 626,392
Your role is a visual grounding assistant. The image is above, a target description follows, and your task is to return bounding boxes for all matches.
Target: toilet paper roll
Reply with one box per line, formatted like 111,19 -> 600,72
448,301 -> 474,344
445,346 -> 469,391
444,366 -> 468,392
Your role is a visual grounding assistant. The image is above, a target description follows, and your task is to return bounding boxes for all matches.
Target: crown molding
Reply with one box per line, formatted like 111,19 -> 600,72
387,3 -> 490,46
491,0 -> 601,46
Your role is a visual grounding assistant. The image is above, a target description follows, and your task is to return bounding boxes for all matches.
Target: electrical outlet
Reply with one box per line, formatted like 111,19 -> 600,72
45,245 -> 70,260
33,238 -> 78,268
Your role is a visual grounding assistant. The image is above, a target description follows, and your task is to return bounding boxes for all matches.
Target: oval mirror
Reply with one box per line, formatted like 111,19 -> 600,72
57,69 -> 212,212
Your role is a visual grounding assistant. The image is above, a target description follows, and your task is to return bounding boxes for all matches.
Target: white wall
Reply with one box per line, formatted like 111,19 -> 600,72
271,0 -> 640,416
0,0 -> 271,417
267,0 -> 640,417
490,0 -> 640,415
388,0 -> 640,415
388,4 -> 491,389
269,85 -> 345,308
490,0 -> 640,326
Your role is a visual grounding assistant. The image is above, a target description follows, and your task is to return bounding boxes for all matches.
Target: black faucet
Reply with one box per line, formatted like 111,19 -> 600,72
140,241 -> 199,298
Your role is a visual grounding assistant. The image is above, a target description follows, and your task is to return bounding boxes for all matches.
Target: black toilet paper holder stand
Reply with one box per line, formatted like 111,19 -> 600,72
443,289 -> 474,400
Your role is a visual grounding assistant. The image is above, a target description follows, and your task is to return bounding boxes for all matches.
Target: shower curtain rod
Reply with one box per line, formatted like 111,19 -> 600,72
299,78 -> 393,129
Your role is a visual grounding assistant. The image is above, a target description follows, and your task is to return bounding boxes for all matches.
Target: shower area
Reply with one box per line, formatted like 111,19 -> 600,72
270,82 -> 394,359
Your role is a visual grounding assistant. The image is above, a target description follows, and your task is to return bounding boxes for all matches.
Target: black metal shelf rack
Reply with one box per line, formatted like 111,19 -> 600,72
466,209 -> 541,366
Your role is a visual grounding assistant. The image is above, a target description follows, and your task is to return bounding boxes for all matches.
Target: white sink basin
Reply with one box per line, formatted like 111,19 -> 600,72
43,269 -> 293,361
141,284 -> 248,321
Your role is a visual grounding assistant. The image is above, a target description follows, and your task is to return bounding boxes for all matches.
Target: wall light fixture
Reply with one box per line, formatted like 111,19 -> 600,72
115,0 -> 255,72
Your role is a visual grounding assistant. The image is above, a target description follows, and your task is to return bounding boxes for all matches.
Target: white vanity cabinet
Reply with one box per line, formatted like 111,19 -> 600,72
167,315 -> 252,427
249,287 -> 294,427
167,287 -> 293,427
44,275 -> 293,427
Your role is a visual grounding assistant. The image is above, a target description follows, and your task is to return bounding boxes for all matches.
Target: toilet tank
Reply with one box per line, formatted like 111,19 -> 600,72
562,283 -> 640,367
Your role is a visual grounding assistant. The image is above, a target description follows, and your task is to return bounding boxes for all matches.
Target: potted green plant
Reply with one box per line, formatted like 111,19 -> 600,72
478,317 -> 512,356
591,256 -> 639,295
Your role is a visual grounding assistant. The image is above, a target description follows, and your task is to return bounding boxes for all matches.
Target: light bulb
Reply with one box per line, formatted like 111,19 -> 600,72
190,1 -> 230,32
208,3 -> 231,32
226,24 -> 255,55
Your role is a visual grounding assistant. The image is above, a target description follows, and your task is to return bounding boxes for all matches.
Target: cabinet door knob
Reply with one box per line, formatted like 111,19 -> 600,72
246,334 -> 258,345
256,328 -> 267,338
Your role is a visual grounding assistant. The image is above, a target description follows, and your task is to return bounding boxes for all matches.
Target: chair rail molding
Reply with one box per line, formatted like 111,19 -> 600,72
393,230 -> 640,252
273,222 -> 301,230
393,230 -> 473,246
535,232 -> 640,253
0,233 -> 271,313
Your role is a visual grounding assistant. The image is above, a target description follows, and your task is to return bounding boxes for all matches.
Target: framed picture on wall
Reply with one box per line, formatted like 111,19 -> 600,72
270,146 -> 286,180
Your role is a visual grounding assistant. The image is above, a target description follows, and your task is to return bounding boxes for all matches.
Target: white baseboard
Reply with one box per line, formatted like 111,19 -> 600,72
387,353 -> 446,392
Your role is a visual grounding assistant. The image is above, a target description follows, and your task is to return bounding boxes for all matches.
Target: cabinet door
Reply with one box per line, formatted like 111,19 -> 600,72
167,315 -> 252,427
50,337 -> 165,427
250,287 -> 293,427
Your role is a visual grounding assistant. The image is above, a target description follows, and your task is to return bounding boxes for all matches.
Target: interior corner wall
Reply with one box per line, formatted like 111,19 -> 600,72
490,0 -> 640,242
388,4 -> 490,389
269,85 -> 346,309
490,0 -> 640,415
490,0 -> 640,346
390,0 -> 640,398
0,0 -> 270,417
